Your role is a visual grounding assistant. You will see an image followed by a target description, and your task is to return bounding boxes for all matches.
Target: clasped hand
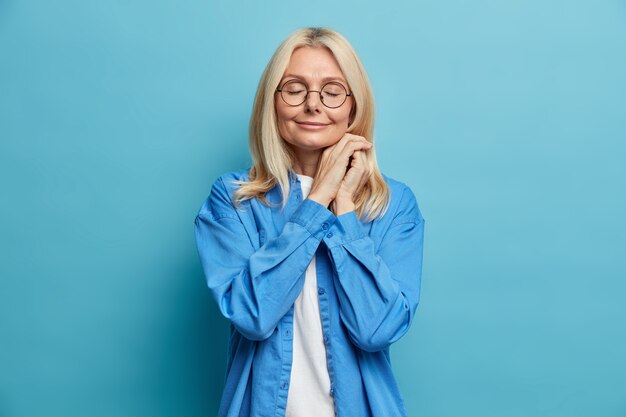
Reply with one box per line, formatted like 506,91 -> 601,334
307,133 -> 373,216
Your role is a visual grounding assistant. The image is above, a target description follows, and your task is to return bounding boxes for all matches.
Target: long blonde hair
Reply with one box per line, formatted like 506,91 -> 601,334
232,26 -> 390,222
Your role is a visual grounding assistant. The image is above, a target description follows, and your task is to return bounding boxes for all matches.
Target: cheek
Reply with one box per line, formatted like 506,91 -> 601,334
330,108 -> 352,128
275,102 -> 296,125
274,104 -> 288,132
274,105 -> 295,140
341,99 -> 354,123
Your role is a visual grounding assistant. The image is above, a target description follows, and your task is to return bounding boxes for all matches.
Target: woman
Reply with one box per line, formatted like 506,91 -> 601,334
194,27 -> 425,417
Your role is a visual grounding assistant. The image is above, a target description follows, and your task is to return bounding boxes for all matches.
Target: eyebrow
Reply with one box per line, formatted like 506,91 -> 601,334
280,73 -> 347,84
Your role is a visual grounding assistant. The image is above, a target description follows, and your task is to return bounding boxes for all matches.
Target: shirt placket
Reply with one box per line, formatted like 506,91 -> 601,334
317,238 -> 341,416
274,173 -> 304,417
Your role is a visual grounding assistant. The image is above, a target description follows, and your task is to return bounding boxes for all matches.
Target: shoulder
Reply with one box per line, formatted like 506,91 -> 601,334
215,167 -> 251,189
197,167 -> 252,218
210,167 -> 252,195
380,172 -> 425,223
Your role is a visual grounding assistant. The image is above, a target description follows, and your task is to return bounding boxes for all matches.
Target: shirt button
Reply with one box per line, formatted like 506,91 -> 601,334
322,222 -> 329,230
284,329 -> 291,337
318,287 -> 325,295
330,387 -> 334,395
326,232 -> 333,238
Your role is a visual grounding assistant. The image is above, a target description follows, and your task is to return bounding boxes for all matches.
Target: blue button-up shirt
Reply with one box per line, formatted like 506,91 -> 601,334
193,167 -> 425,417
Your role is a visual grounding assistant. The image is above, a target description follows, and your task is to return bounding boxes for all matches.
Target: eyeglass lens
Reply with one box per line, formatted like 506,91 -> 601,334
280,80 -> 348,108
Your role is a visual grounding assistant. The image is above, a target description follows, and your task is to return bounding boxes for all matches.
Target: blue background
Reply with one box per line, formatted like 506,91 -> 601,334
1,0 -> 625,416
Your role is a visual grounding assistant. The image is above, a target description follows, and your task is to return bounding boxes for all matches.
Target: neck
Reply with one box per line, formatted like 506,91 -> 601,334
290,148 -> 322,177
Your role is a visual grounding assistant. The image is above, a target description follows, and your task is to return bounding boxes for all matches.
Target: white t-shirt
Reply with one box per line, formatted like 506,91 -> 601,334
285,174 -> 335,417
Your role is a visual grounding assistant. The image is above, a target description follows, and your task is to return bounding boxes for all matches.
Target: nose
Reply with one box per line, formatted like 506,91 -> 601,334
303,90 -> 323,113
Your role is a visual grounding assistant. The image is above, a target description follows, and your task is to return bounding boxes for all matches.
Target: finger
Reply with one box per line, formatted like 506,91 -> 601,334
360,148 -> 371,171
354,151 -> 366,179
356,151 -> 371,187
319,136 -> 371,184
333,133 -> 371,157
342,143 -> 367,167
342,141 -> 372,162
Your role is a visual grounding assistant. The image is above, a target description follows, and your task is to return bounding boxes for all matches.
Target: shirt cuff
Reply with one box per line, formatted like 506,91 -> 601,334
322,209 -> 368,249
289,198 -> 338,241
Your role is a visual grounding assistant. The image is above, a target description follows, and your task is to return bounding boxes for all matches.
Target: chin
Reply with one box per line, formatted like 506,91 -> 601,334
284,135 -> 334,152
302,135 -> 341,148
292,139 -> 330,151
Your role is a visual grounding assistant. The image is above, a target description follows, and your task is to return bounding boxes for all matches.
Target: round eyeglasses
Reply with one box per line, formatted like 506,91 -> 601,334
276,79 -> 352,109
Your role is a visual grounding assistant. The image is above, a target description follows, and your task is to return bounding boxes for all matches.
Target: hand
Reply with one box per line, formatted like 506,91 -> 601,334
332,147 -> 372,215
307,134 -> 372,208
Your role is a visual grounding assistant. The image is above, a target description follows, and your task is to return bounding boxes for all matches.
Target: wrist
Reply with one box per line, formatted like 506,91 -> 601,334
307,193 -> 332,208
334,193 -> 354,205
334,200 -> 356,216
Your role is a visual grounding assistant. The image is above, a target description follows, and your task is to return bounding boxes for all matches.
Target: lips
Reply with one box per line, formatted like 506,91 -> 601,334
295,121 -> 330,131
296,121 -> 330,126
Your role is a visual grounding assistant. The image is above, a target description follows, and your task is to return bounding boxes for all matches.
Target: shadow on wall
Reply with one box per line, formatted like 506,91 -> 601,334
188,115 -> 254,412
178,255 -> 231,414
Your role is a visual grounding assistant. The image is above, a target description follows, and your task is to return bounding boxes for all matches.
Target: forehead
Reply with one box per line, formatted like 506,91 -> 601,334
282,46 -> 346,82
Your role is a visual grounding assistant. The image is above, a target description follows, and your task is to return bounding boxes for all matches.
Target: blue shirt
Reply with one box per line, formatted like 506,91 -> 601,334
193,167 -> 426,417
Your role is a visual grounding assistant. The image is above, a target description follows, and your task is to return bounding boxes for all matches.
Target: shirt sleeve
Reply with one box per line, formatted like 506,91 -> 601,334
193,175 -> 337,341
322,185 -> 425,352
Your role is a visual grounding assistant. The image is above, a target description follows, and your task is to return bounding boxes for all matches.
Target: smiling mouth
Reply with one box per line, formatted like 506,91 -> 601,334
296,121 -> 330,126
296,121 -> 330,130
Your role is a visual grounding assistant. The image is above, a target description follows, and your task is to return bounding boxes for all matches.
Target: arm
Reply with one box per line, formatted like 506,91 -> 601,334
193,176 -> 337,341
323,186 -> 425,352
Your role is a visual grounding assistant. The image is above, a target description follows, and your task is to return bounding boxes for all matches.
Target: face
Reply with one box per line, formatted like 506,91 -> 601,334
275,46 -> 354,153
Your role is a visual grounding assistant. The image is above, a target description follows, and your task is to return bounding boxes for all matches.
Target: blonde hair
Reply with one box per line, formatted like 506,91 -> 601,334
232,26 -> 390,222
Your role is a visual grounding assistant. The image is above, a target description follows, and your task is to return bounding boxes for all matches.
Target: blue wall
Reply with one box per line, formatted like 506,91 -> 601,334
1,0 -> 625,416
